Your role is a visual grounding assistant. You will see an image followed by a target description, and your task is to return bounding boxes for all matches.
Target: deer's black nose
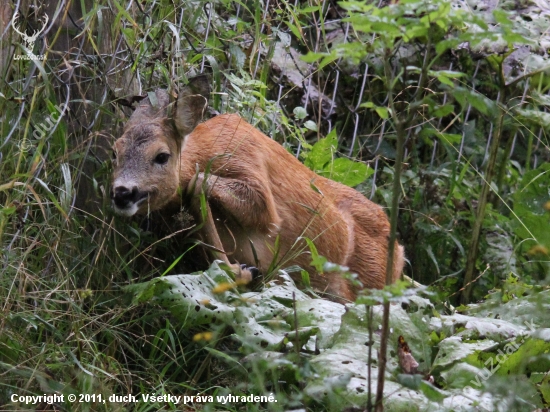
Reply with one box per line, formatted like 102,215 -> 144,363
112,186 -> 139,209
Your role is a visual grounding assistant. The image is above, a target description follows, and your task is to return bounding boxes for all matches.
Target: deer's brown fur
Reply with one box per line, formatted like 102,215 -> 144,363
111,77 -> 404,302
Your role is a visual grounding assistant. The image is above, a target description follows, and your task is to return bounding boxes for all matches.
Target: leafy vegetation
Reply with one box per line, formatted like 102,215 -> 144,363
1,0 -> 549,410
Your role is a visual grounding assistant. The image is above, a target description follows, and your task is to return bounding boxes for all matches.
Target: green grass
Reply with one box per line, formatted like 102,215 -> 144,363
1,0 -> 549,410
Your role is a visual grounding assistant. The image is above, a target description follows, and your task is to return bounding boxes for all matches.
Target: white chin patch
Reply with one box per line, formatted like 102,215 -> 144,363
113,203 -> 139,217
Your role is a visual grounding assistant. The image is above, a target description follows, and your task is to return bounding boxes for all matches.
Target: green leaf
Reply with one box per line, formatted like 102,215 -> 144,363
432,104 -> 454,117
433,337 -> 498,368
436,74 -> 455,87
512,163 -> 550,252
123,261 -> 238,327
435,38 -> 461,54
320,158 -> 373,187
340,1 -> 374,13
304,129 -> 337,170
404,24 -> 429,41
303,120 -> 318,131
304,237 -> 320,263
300,270 -> 311,289
375,106 -> 390,119
419,128 -> 461,146
493,9 -> 513,28
286,21 -> 303,42
121,27 -> 135,47
370,22 -> 402,37
229,44 -> 246,69
301,51 -> 327,63
419,380 -> 447,402
293,106 -> 308,120
319,53 -> 340,70
453,87 -> 497,117
0,206 -> 16,217
397,373 -> 423,390
360,101 -> 390,119
438,133 -> 462,145
516,109 -> 550,129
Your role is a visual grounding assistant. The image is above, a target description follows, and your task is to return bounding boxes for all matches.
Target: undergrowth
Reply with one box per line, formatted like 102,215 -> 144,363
1,0 -> 549,410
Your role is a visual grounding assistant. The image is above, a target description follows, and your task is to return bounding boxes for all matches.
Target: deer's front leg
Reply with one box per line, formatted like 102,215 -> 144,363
189,172 -> 281,233
187,173 -> 261,282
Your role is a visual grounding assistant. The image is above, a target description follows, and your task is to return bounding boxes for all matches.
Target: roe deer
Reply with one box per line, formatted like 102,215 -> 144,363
111,76 -> 404,301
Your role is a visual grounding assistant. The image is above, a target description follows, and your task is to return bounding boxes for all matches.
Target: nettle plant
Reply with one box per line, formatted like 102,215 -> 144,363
302,0 -> 550,303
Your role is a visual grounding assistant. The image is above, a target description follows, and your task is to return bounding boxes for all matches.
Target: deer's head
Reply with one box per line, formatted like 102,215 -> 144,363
111,76 -> 210,216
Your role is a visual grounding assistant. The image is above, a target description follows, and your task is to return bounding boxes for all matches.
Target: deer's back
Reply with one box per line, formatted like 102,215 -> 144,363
179,114 -> 353,269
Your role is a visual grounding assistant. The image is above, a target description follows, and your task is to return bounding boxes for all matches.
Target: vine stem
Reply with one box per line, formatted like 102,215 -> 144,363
460,79 -> 507,304
374,29 -> 433,407
374,47 -> 407,412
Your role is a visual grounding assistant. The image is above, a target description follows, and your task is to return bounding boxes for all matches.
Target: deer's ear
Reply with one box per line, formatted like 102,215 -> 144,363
174,75 -> 211,137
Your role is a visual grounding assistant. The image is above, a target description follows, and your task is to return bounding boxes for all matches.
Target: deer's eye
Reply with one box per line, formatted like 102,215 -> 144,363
154,153 -> 170,165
